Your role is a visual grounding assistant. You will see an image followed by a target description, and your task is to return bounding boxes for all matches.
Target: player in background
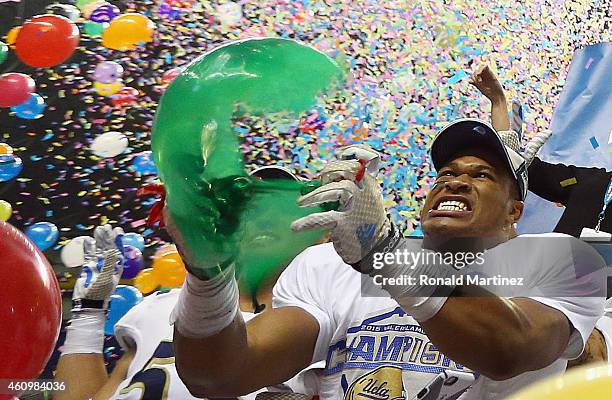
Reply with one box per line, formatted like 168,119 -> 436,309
53,167 -> 321,400
469,62 -> 611,367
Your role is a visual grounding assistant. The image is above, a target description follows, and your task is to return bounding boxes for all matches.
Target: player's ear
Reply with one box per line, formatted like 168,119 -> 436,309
507,199 -> 523,225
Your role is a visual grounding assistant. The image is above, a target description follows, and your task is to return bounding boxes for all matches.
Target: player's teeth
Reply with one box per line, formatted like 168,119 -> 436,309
437,200 -> 468,211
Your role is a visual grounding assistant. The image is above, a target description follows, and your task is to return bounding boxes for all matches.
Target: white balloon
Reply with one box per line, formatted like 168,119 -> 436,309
216,1 -> 242,26
91,131 -> 128,158
61,236 -> 90,268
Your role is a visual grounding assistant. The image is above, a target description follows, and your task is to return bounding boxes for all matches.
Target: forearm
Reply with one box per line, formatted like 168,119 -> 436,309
54,354 -> 108,400
490,97 -> 510,131
173,265 -> 316,396
175,306 -> 316,396
174,311 -> 251,396
418,288 -> 569,380
364,237 -> 568,379
54,310 -> 109,400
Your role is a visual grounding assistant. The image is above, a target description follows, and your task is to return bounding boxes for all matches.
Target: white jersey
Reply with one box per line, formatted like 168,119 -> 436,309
111,289 -> 264,400
595,298 -> 612,362
272,234 -> 605,400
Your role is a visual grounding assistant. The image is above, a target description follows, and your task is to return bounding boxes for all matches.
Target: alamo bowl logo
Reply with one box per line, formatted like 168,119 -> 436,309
344,366 -> 406,400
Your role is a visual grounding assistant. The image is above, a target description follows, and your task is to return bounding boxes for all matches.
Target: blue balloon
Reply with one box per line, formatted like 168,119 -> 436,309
0,154 -> 23,182
10,93 -> 46,120
131,151 -> 157,175
122,232 -> 145,251
25,222 -> 59,251
104,285 -> 143,335
114,285 -> 143,305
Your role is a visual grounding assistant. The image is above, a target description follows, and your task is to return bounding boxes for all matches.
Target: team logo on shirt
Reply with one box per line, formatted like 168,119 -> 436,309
326,307 -> 470,376
344,366 -> 405,400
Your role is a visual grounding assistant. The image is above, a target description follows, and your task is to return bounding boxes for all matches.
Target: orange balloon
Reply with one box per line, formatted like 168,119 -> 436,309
133,268 -> 159,294
102,13 -> 154,51
152,252 -> 186,287
6,26 -> 21,49
0,143 -> 13,155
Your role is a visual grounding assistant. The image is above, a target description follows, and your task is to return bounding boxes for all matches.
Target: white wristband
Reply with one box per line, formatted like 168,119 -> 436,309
61,310 -> 106,355
369,238 -> 455,322
170,265 -> 239,339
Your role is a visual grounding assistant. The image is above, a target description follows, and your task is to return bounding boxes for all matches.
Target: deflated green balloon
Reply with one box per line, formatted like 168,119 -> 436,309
152,38 -> 345,290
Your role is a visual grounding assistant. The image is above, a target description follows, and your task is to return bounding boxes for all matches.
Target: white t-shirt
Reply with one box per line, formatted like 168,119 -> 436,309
272,234 -> 605,400
111,289 -> 264,400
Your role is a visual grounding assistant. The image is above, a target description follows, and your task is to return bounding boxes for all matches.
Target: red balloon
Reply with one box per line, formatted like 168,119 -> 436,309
0,222 -> 61,397
110,87 -> 139,106
15,14 -> 80,68
0,73 -> 35,108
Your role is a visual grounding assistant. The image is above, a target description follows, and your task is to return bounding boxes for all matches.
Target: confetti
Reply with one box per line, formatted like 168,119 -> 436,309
0,0 -> 608,249
560,177 -> 578,187
589,136 -> 599,149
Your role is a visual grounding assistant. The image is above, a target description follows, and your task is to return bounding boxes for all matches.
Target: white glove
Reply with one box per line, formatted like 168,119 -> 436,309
291,144 -> 389,264
72,224 -> 125,311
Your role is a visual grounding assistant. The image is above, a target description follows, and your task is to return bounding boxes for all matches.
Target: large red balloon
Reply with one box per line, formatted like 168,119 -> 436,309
0,73 -> 35,108
15,14 -> 80,68
0,222 -> 61,398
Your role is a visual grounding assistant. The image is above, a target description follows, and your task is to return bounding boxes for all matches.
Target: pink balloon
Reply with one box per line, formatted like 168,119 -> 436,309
161,67 -> 181,85
0,73 -> 35,108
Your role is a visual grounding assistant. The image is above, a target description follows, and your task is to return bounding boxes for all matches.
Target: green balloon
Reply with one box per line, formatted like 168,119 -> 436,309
83,22 -> 106,37
0,42 -> 7,66
76,0 -> 99,9
152,38 -> 344,290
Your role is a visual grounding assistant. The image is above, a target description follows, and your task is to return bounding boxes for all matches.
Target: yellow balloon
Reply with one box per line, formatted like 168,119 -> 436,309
508,363 -> 612,400
0,200 -> 12,222
0,143 -> 13,155
94,80 -> 123,96
152,251 -> 187,287
153,243 -> 178,259
134,268 -> 159,295
6,26 -> 21,49
102,13 -> 155,51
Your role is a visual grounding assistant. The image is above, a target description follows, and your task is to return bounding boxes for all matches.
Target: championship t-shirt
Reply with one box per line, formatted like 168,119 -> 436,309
272,234 -> 605,399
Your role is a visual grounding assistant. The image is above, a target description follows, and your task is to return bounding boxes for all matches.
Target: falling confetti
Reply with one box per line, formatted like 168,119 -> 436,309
0,0 -> 608,251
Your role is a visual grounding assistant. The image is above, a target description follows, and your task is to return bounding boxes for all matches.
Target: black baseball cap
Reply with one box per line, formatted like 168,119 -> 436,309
249,166 -> 299,181
430,118 -> 528,200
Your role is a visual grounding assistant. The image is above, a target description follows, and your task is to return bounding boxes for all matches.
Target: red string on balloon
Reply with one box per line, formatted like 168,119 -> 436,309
137,184 -> 166,227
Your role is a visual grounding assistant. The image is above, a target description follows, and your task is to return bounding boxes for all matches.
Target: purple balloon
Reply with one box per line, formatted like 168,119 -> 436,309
122,245 -> 143,279
93,61 -> 124,84
90,4 -> 120,23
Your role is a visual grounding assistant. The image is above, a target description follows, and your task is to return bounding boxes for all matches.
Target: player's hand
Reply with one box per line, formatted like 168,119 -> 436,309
469,64 -> 505,104
163,205 -> 233,281
291,144 -> 390,264
72,224 -> 125,311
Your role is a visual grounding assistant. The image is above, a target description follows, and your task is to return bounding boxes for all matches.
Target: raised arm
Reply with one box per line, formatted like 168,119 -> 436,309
469,64 -> 510,131
54,225 -> 128,400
